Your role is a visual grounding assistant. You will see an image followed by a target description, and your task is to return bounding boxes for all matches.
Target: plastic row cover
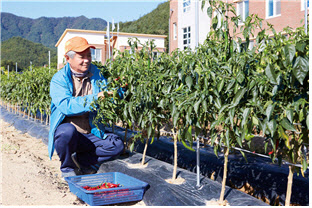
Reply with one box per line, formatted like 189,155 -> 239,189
1,106 -> 308,206
110,125 -> 309,206
98,151 -> 269,206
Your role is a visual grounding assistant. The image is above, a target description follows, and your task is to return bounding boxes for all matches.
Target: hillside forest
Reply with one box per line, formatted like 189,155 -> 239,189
1,1 -> 169,71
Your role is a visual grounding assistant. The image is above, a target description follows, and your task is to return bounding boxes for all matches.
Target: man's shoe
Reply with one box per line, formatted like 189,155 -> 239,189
71,152 -> 97,175
81,166 -> 97,175
61,171 -> 76,178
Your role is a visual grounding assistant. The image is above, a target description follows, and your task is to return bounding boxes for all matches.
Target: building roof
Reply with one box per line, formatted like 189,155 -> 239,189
55,28 -> 167,47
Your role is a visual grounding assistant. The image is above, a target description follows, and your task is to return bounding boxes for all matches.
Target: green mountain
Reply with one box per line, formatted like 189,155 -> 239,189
119,1 -> 169,35
1,1 -> 169,49
1,12 -> 108,48
119,1 -> 169,48
1,37 -> 57,70
0,1 -> 169,69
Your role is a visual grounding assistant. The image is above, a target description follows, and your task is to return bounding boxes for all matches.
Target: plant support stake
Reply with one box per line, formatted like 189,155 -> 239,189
196,136 -> 201,188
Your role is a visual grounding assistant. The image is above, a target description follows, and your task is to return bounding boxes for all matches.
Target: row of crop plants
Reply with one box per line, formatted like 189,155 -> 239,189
0,0 -> 308,205
0,67 -> 57,124
91,1 -> 309,206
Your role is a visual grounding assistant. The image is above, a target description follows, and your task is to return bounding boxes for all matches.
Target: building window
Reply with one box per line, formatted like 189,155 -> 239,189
173,23 -> 177,40
301,0 -> 309,10
183,26 -> 191,49
239,40 -> 254,52
237,0 -> 249,24
91,48 -> 101,62
152,51 -> 162,59
183,0 -> 191,13
266,0 -> 281,18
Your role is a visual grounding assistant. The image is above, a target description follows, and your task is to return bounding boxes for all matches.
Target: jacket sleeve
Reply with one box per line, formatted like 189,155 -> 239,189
50,74 -> 98,116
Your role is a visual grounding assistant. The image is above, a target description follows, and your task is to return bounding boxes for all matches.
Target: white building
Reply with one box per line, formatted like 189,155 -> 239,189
169,0 -> 211,53
55,28 -> 167,69
169,0 -> 308,53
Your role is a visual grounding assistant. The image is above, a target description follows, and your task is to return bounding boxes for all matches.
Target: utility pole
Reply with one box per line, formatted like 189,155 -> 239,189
169,9 -> 173,54
195,0 -> 199,49
49,51 -> 51,69
107,22 -> 111,61
305,0 -> 308,34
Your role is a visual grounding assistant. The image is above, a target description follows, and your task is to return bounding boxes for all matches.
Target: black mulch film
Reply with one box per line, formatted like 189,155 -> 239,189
1,106 -> 308,206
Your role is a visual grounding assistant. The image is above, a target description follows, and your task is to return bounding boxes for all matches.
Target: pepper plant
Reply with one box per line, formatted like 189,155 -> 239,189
201,0 -> 266,204
255,25 -> 309,206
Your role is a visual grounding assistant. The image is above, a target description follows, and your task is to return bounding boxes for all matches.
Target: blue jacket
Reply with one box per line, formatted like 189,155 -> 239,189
48,63 -> 113,159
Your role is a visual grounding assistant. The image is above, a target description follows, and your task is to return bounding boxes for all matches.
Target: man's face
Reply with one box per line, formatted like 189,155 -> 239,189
67,49 -> 91,73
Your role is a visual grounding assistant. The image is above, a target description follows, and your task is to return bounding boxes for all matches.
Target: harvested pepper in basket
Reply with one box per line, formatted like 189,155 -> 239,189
83,182 -> 120,191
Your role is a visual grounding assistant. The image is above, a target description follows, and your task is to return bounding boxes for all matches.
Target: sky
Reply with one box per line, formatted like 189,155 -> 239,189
1,0 -> 168,23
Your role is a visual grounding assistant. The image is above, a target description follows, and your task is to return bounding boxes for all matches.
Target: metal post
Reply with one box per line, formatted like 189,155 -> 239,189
195,0 -> 200,189
108,23 -> 111,61
169,9 -> 173,54
30,61 -> 32,71
195,0 -> 199,49
7,65 -> 9,78
196,136 -> 201,188
16,62 -> 17,73
49,51 -> 51,69
305,0 -> 308,34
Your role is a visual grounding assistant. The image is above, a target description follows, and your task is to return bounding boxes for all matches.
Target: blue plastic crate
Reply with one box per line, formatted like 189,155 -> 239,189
65,172 -> 148,206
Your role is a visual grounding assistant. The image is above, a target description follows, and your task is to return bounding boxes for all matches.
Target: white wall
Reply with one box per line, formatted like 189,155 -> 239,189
57,32 -> 103,66
199,1 -> 211,44
117,35 -> 165,49
57,31 -> 166,68
177,0 -> 211,50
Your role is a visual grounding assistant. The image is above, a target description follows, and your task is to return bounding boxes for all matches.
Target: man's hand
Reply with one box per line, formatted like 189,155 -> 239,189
97,91 -> 113,98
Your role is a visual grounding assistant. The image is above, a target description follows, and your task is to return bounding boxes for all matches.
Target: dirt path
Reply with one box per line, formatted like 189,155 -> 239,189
0,118 -> 145,206
1,118 -> 86,206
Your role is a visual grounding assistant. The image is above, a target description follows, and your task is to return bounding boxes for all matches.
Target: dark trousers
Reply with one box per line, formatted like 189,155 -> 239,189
54,123 -> 124,173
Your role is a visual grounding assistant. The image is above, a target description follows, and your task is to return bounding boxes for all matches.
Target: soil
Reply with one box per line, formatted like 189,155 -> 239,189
124,162 -> 148,169
165,177 -> 185,185
0,118 -> 145,206
205,199 -> 230,206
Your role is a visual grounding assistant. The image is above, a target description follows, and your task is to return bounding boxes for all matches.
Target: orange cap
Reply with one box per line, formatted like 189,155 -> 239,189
64,36 -> 95,54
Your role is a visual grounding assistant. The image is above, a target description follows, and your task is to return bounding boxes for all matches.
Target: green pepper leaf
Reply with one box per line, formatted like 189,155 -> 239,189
232,88 -> 247,107
194,99 -> 201,115
268,119 -> 277,137
283,44 -> 296,65
265,64 -> 277,85
217,79 -> 225,92
286,108 -> 294,123
186,76 -> 193,89
281,118 -> 296,132
293,56 -> 309,85
241,108 -> 251,127
181,140 -> 195,151
266,103 -> 275,121
278,125 -> 290,149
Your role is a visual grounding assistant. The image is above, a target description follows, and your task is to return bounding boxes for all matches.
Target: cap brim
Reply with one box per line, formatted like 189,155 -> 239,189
74,45 -> 96,52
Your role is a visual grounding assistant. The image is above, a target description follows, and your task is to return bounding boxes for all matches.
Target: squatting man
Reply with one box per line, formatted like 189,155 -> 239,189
48,36 -> 125,178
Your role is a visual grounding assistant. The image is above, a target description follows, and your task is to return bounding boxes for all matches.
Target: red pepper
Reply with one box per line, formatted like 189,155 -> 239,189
268,139 -> 280,155
83,182 -> 120,190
